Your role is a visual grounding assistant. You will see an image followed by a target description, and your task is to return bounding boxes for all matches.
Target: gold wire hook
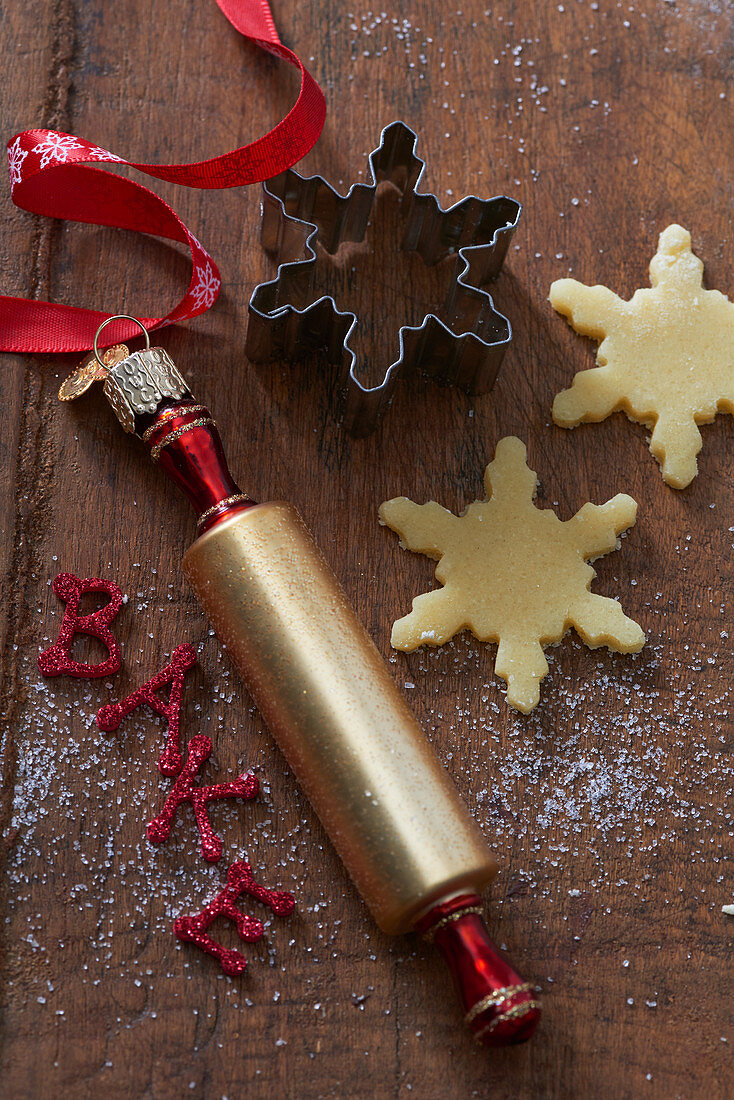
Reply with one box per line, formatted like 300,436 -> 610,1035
93,315 -> 149,368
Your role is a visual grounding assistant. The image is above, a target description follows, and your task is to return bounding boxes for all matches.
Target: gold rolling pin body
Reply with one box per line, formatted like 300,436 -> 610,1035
183,501 -> 498,934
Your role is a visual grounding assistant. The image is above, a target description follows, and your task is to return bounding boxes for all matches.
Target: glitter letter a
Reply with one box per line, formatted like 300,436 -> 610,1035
97,643 -> 197,775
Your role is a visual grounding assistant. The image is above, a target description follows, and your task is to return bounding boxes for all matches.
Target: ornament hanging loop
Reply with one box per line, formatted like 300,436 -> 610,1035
93,315 -> 149,367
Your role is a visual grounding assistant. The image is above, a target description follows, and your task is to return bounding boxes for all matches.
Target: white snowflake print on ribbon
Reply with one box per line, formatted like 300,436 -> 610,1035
32,132 -> 84,170
191,262 -> 221,310
7,137 -> 28,190
83,145 -> 125,163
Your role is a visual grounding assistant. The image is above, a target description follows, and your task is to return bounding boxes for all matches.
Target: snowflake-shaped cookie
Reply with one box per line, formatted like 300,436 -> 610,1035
379,436 -> 645,713
551,224 -> 734,488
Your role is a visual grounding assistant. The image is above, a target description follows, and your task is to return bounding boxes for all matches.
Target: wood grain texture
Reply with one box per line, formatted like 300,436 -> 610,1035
0,1 -> 732,1097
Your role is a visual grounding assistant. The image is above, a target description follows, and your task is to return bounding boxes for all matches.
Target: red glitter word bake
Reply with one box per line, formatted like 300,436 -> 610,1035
39,571 -> 295,974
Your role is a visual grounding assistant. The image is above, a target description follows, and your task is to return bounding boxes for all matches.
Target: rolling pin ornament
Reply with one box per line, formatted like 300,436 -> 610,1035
61,316 -> 540,1046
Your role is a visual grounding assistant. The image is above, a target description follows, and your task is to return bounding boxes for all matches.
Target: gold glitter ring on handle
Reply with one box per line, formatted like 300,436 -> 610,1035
141,405 -> 210,443
196,494 -> 254,531
420,903 -> 484,944
93,314 -> 149,367
464,982 -> 534,1026
149,417 -> 216,462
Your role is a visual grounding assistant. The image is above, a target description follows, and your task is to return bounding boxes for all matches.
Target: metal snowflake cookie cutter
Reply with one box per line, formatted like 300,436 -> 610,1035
245,121 -> 522,437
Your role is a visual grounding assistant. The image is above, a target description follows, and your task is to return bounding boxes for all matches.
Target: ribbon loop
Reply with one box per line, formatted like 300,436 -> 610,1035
0,0 -> 325,354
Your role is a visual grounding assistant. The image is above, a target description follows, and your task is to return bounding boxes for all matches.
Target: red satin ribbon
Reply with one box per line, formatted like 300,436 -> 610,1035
0,0 -> 325,353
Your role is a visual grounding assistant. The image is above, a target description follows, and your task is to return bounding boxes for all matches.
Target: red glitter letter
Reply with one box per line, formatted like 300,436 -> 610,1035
146,734 -> 259,861
173,860 -> 295,976
96,643 -> 197,776
38,573 -> 123,679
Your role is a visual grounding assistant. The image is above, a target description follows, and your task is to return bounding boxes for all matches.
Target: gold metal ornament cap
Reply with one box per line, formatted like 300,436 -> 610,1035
103,347 -> 190,433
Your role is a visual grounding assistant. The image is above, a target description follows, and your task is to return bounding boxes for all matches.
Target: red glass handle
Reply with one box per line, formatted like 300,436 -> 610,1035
140,401 -> 255,532
415,895 -> 540,1046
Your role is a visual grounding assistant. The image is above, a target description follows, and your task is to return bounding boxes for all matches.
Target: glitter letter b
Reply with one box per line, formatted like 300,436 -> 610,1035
38,573 -> 123,679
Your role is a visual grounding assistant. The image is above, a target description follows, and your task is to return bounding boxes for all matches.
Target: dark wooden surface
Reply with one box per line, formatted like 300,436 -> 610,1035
1,2 -> 732,1097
